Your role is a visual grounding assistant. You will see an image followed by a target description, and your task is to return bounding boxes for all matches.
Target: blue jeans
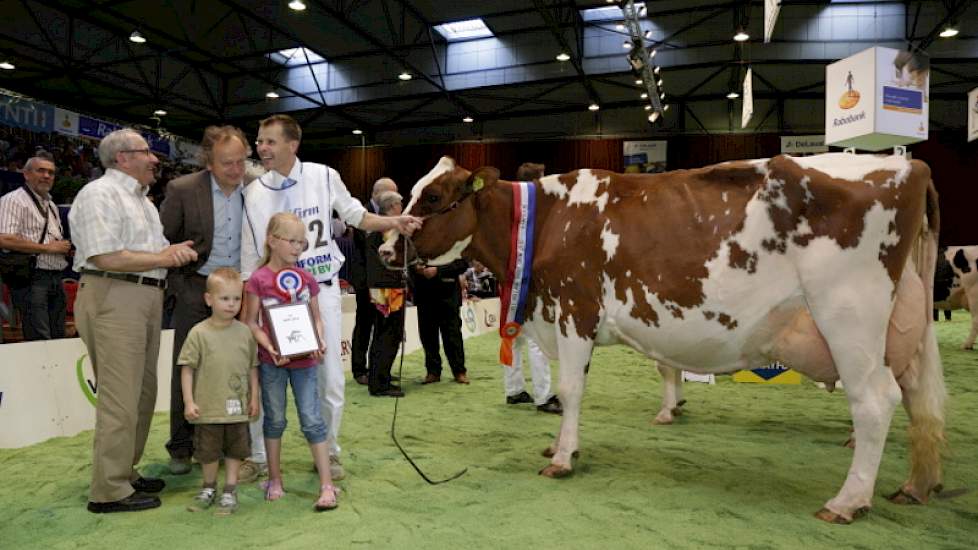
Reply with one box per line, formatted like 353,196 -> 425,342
259,363 -> 328,444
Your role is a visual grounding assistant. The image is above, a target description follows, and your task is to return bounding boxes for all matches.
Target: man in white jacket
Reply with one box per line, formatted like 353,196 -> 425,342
240,114 -> 420,480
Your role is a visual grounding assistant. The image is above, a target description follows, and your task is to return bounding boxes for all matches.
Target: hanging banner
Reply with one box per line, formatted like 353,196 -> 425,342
969,87 -> 978,143
741,68 -> 754,129
780,135 -> 827,154
0,94 -> 54,133
764,0 -> 780,43
54,107 -> 79,137
623,140 -> 667,173
77,116 -> 171,157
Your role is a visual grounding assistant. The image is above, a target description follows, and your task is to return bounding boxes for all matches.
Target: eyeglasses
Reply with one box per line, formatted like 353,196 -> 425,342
120,148 -> 153,156
272,235 -> 309,250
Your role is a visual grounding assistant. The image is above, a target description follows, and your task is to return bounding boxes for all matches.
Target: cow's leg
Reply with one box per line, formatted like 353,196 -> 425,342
653,363 -> 684,425
807,289 -> 901,524
963,287 -> 977,350
540,335 -> 593,478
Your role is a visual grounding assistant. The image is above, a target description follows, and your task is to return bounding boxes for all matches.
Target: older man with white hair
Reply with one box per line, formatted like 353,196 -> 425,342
70,128 -> 197,513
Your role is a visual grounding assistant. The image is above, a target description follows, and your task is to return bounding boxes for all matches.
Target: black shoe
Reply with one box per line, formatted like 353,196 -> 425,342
537,395 -> 563,415
370,387 -> 405,397
131,477 -> 166,494
354,375 -> 368,385
87,492 -> 161,513
390,375 -> 400,382
506,391 -> 534,405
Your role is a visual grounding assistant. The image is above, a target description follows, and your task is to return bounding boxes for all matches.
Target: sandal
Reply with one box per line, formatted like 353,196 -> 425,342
314,484 -> 339,511
261,479 -> 285,501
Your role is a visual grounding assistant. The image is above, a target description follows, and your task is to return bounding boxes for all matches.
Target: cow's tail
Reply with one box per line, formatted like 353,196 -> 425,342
899,176 -> 946,502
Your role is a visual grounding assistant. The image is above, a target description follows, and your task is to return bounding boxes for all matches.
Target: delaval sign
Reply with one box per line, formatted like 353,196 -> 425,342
780,135 -> 827,154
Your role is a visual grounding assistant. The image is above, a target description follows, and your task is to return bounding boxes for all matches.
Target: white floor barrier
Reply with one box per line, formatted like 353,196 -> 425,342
0,297 -> 500,449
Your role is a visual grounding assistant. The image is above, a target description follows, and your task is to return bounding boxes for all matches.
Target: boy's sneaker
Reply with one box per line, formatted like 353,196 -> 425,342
238,460 -> 267,483
215,492 -> 238,516
187,488 -> 216,512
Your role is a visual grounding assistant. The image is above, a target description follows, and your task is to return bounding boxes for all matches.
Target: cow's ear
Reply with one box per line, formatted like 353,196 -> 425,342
464,167 -> 499,194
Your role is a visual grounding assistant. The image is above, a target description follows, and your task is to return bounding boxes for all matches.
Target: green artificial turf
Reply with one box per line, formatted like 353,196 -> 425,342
1,314 -> 976,549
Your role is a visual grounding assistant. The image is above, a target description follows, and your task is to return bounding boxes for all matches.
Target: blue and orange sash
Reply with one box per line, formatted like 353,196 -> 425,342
499,181 -> 536,366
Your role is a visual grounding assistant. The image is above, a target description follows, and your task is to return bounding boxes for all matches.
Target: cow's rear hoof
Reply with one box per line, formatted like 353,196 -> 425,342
652,410 -> 674,425
814,506 -> 867,524
886,483 -> 940,505
539,464 -> 573,478
541,448 -> 578,458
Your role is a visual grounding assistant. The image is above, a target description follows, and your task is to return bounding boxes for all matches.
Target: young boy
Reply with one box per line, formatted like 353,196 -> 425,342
180,267 -> 259,515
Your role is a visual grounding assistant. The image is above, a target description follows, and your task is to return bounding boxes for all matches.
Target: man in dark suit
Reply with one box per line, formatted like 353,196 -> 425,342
159,125 -> 251,475
349,177 -> 397,385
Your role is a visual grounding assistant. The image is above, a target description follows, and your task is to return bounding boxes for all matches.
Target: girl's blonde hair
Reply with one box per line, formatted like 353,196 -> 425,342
261,212 -> 304,267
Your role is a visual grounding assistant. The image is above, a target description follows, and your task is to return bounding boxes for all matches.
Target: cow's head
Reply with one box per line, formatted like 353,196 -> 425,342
380,156 -> 499,267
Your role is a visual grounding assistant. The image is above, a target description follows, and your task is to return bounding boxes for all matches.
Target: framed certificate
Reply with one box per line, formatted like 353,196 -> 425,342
264,302 -> 322,359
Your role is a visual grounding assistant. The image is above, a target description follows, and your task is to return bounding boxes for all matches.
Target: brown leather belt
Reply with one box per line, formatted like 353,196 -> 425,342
81,269 -> 167,289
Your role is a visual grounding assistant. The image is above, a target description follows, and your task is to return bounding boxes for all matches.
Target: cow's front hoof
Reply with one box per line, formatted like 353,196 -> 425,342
539,464 -> 573,478
814,506 -> 868,524
652,409 -> 674,425
961,343 -> 975,351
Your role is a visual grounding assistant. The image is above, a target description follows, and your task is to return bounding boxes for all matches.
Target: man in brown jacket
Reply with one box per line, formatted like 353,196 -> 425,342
159,125 -> 251,475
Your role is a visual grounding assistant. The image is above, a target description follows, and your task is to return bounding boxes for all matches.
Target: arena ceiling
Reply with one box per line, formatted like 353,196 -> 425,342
1,0 -> 976,145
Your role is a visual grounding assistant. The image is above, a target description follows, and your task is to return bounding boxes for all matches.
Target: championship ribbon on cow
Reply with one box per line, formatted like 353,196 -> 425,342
499,181 -> 536,366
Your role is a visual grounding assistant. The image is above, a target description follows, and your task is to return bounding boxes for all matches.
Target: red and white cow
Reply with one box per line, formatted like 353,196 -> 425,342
382,153 -> 944,523
935,246 -> 977,349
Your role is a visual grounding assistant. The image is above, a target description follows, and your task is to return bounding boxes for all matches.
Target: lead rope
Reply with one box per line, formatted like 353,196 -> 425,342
387,234 -> 468,485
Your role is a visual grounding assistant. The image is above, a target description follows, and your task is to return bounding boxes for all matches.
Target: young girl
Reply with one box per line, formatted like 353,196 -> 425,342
243,212 -> 337,511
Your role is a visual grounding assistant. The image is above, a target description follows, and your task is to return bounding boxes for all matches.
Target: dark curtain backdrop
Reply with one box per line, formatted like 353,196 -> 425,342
311,133 -> 974,245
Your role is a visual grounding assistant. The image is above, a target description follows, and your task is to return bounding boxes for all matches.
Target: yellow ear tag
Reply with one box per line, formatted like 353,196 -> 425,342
472,177 -> 484,192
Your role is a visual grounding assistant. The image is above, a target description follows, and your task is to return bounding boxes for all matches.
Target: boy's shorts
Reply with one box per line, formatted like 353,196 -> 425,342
193,422 -> 251,464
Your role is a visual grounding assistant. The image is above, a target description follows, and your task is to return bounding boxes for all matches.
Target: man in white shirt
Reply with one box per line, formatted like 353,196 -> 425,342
241,114 -> 420,480
70,129 -> 197,513
0,154 -> 71,340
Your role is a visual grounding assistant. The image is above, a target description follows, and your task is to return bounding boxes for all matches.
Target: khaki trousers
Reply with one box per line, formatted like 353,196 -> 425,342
75,275 -> 163,503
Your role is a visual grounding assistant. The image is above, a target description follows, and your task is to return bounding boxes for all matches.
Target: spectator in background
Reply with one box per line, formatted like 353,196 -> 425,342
366,190 -> 408,397
0,153 -> 71,340
413,258 -> 469,385
463,259 -> 496,298
349,177 -> 398,385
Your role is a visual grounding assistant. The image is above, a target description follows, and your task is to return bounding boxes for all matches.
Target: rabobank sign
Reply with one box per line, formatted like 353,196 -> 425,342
833,111 -> 866,127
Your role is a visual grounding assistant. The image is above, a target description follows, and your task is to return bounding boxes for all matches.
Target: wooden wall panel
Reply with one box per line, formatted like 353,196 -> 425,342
309,133 -> 974,245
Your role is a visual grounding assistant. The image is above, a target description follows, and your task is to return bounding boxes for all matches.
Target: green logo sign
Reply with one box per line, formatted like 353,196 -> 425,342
76,354 -> 97,406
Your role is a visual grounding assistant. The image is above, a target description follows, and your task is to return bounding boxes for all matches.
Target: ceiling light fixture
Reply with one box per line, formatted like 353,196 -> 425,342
733,29 -> 750,42
462,116 -> 474,123
659,92 -> 665,100
616,24 -> 625,31
398,71 -> 412,81
640,92 -> 648,99
656,78 -> 663,86
653,66 -> 661,75
153,109 -> 167,116
588,103 -> 600,111
623,41 -> 633,50
0,61 -> 14,70
648,112 -> 660,123
635,79 -> 643,85
352,129 -> 363,135
939,25 -> 959,38
129,31 -> 146,44
644,30 -> 653,40
663,104 -> 670,111
288,0 -> 307,11
644,105 -> 652,111
556,52 -> 570,61
649,48 -> 657,58
266,91 -> 280,99
727,91 -> 740,99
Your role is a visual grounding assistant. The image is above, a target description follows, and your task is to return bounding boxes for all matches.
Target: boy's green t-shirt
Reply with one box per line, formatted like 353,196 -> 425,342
178,319 -> 258,424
